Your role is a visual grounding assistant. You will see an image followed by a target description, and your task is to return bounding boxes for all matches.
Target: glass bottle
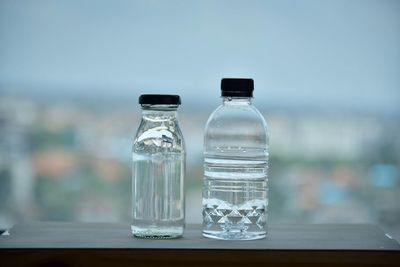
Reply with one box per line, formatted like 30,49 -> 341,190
131,94 -> 185,238
202,78 -> 269,240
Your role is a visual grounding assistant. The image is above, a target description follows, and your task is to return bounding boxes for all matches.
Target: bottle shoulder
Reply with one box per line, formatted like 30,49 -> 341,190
133,119 -> 185,154
205,104 -> 268,131
204,103 -> 269,150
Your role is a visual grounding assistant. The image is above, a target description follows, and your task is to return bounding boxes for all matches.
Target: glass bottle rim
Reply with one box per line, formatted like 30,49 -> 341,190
141,104 -> 179,111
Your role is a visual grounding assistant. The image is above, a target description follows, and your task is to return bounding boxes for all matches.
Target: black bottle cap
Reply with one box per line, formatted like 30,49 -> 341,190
139,94 -> 181,105
221,78 -> 254,97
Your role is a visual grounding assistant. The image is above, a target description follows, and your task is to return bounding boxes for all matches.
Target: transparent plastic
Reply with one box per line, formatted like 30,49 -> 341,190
131,104 -> 185,238
202,97 -> 269,240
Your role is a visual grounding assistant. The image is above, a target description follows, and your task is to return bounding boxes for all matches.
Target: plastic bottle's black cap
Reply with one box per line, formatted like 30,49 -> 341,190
139,94 -> 181,105
221,78 -> 254,97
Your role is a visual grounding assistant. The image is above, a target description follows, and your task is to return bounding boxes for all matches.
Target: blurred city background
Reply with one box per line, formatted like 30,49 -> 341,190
1,0 -> 399,240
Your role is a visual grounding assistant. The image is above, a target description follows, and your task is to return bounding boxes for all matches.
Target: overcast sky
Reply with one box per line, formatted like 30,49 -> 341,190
0,0 -> 399,113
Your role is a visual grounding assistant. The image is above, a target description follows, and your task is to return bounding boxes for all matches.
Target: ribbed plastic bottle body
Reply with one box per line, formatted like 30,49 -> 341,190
202,97 -> 269,240
131,106 -> 185,239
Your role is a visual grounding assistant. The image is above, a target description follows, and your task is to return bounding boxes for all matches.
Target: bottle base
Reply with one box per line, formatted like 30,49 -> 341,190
202,230 -> 266,240
131,225 -> 183,239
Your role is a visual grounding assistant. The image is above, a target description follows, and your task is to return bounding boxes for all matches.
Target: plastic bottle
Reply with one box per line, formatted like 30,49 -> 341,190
202,78 -> 269,240
131,94 -> 185,238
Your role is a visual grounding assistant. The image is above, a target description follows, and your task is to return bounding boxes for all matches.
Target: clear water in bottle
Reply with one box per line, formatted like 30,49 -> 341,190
203,149 -> 268,240
131,152 -> 184,238
202,78 -> 269,240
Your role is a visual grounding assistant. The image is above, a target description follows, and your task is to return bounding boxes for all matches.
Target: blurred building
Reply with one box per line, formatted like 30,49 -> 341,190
0,97 -> 36,229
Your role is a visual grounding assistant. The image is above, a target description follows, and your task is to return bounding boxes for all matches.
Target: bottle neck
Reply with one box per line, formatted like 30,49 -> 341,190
141,104 -> 178,122
222,96 -> 252,105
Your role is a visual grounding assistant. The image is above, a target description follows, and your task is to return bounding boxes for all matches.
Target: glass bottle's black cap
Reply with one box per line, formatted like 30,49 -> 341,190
139,94 -> 181,105
221,78 -> 254,97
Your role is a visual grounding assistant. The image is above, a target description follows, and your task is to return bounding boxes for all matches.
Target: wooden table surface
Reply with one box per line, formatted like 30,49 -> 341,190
1,222 -> 399,266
